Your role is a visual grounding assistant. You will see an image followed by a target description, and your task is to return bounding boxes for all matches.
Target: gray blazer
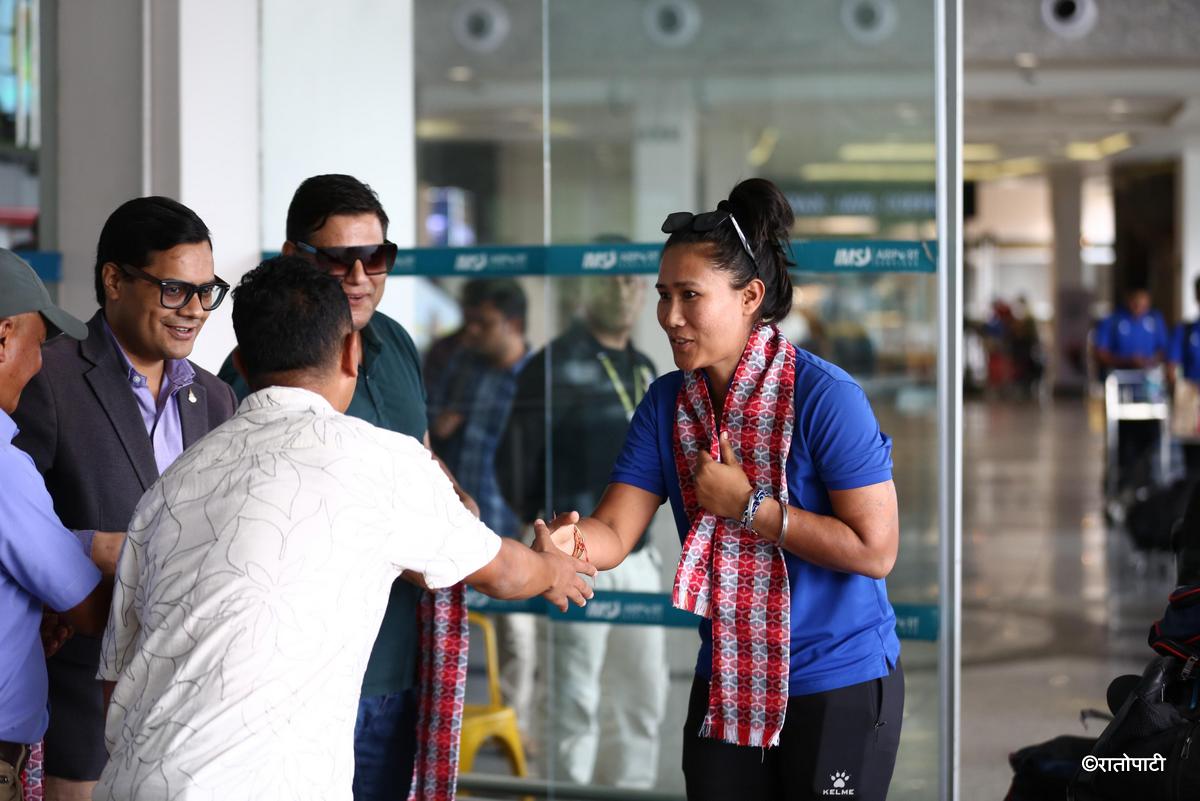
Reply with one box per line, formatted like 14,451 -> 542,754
11,309 -> 235,778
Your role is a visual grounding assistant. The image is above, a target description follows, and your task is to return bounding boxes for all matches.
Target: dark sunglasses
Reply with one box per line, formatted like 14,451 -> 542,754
292,240 -> 398,278
661,210 -> 757,269
119,263 -> 229,311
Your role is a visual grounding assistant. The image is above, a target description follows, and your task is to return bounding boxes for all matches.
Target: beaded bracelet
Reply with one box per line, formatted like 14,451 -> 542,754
571,524 -> 589,562
741,488 -> 769,530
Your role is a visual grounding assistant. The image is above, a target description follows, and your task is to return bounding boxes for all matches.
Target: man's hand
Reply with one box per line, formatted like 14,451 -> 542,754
695,431 -> 752,520
538,549 -> 596,612
91,531 -> 126,576
431,411 -> 465,441
40,610 -> 73,658
455,485 -> 481,518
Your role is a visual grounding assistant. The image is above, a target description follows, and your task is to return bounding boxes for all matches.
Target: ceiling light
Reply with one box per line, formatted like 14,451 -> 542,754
1066,141 -> 1103,161
1000,157 -> 1042,176
531,117 -> 578,137
447,65 -> 474,82
1098,132 -> 1132,156
747,127 -> 780,168
839,142 -> 935,162
794,216 -> 880,236
799,163 -> 935,182
962,143 -> 1001,162
416,118 -> 464,139
1014,51 -> 1038,70
964,158 -> 1043,182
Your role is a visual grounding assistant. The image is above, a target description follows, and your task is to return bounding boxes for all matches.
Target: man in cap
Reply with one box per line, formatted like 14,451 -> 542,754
0,249 -> 112,801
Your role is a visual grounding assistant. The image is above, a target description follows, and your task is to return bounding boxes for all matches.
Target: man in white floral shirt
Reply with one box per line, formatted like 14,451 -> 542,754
95,256 -> 594,801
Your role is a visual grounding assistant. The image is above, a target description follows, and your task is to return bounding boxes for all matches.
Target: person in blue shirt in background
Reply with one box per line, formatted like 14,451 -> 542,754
0,250 -> 111,801
1169,276 -> 1200,473
537,178 -> 902,801
1095,285 -> 1170,492
1095,285 -> 1168,372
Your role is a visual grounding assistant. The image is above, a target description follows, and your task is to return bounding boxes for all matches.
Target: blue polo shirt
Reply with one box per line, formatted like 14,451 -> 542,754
1096,308 -> 1169,360
1169,322 -> 1200,382
0,410 -> 102,744
610,349 -> 899,696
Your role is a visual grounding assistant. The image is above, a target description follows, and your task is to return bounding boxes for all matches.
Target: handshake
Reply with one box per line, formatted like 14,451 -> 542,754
529,510 -> 593,611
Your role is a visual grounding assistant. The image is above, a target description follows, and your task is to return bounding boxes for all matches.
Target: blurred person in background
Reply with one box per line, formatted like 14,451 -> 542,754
425,279 -> 537,743
1168,276 -> 1200,473
1095,284 -> 1169,492
498,274 -> 667,787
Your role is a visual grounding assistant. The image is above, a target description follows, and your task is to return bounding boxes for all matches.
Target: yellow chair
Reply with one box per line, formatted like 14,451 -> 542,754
459,611 -> 529,778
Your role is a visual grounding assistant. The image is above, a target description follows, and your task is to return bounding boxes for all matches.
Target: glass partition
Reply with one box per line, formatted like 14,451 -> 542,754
400,0 -> 943,797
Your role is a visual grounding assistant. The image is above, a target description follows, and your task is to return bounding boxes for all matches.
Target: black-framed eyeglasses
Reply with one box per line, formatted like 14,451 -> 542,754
291,240 -> 398,279
661,210 -> 757,269
119,263 -> 229,311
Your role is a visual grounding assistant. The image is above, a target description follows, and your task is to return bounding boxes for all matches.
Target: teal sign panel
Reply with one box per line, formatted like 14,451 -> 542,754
262,240 -> 936,277
465,589 -> 939,641
16,251 -> 61,283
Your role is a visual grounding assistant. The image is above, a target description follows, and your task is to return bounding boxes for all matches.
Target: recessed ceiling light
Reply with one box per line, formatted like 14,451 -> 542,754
1098,132 -> 1132,155
839,142 -> 935,162
962,143 -> 1001,162
416,118 -> 463,139
747,127 -> 780,168
799,163 -> 936,182
1066,141 -> 1103,161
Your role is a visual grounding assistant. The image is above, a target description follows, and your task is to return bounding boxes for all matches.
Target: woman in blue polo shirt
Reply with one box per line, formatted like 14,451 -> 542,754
539,178 -> 902,801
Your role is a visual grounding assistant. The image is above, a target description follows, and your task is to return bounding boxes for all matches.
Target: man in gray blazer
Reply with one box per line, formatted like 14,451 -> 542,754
12,196 -> 236,800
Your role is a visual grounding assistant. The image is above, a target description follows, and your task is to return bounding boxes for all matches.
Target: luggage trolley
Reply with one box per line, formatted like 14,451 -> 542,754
1104,368 -> 1171,498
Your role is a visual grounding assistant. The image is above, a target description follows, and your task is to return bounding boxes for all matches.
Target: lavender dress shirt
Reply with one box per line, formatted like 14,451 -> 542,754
103,320 -> 195,474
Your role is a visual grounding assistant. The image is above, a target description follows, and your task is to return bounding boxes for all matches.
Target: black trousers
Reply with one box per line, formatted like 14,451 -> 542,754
682,661 -> 904,801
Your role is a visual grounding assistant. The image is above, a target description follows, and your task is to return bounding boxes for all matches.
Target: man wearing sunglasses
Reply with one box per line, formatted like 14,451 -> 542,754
218,174 -> 476,801
11,196 -> 237,801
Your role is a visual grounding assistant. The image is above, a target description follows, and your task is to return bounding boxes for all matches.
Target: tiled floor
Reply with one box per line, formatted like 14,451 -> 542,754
466,397 -> 1179,799
960,398 -> 1175,798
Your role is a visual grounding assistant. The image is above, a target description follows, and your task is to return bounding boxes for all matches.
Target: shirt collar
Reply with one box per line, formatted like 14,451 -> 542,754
513,346 -> 533,376
102,316 -> 196,392
0,409 -> 16,444
239,385 -> 338,415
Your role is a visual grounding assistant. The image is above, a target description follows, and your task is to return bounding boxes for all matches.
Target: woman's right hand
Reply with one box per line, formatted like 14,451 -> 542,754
533,511 -> 582,557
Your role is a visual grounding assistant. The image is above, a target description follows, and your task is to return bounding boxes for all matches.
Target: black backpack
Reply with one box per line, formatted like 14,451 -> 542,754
1066,587 -> 1200,800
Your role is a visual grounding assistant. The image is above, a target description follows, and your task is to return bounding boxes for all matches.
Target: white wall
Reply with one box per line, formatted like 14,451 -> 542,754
46,0 -> 261,374
965,176 -> 1052,244
260,0 -> 416,251
51,0 -> 144,315
177,0 -> 261,372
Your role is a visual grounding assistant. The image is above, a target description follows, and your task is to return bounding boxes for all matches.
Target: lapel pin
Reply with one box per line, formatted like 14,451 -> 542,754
188,389 -> 197,404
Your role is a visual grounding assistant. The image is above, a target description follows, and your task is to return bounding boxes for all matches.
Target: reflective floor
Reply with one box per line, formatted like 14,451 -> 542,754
961,398 -> 1175,798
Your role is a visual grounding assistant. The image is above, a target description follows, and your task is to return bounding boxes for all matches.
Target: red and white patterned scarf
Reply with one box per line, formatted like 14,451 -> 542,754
20,742 -> 42,801
407,583 -> 469,801
672,323 -> 796,748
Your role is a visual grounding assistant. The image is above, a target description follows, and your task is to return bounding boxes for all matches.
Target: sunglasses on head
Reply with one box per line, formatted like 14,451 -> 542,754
292,240 -> 398,278
661,210 -> 757,268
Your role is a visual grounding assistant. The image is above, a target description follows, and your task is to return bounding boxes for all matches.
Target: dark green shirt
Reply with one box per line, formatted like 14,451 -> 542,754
218,312 -> 428,696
